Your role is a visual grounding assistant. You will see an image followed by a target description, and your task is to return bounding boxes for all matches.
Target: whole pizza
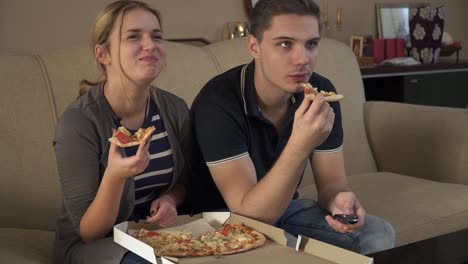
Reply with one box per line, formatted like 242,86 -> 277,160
134,223 -> 267,257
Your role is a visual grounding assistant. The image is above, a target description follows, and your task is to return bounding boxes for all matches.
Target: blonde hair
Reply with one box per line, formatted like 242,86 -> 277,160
79,0 -> 162,96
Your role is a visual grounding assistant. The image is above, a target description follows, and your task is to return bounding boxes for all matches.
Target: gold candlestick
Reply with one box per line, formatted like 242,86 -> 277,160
336,8 -> 342,31
322,0 -> 329,31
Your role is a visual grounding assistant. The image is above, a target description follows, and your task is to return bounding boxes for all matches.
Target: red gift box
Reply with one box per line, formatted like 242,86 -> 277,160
372,38 -> 384,64
385,38 -> 396,59
396,38 -> 405,57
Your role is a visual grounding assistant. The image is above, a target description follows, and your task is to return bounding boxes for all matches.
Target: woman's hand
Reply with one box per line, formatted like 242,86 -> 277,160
79,135 -> 152,243
325,191 -> 366,233
146,193 -> 178,227
106,135 -> 151,180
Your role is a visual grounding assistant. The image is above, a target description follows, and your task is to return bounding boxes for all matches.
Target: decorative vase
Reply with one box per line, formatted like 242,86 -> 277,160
409,6 -> 445,64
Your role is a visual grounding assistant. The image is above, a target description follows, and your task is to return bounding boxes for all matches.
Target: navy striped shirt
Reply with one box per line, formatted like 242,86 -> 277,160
119,99 -> 174,219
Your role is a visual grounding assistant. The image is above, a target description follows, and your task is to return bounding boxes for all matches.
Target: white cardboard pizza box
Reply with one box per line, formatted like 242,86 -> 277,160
113,212 -> 373,264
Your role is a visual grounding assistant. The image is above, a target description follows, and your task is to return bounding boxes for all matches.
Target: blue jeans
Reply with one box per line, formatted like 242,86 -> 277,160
274,199 -> 395,255
120,252 -> 151,264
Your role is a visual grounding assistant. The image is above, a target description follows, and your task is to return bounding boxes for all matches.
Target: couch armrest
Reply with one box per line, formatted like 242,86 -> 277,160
364,101 -> 468,184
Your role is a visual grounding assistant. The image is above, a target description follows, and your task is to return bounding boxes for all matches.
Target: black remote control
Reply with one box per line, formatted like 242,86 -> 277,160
332,214 -> 359,225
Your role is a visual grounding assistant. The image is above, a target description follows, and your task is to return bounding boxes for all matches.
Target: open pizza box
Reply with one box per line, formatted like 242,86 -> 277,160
114,212 -> 373,264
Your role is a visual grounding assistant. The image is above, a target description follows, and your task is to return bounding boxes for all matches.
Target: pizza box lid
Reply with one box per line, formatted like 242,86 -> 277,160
113,212 -> 373,264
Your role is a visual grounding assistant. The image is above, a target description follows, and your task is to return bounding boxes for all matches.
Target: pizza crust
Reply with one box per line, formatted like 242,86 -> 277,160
108,137 -> 141,147
306,93 -> 344,102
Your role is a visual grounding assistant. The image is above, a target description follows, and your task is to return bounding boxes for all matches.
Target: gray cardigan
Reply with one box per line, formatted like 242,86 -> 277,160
52,85 -> 191,263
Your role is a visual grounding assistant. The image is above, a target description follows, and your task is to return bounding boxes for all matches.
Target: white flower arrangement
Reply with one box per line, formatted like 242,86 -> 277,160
419,7 -> 431,20
411,48 -> 420,61
429,7 -> 437,20
420,48 -> 434,63
409,8 -> 418,21
438,8 -> 445,20
413,24 -> 426,40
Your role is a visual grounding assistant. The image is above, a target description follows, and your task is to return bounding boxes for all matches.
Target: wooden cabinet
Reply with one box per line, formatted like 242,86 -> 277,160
361,62 -> 468,108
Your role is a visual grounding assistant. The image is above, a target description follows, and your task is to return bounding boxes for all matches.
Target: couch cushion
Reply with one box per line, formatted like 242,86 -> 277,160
0,53 -> 61,231
156,41 -> 220,106
41,41 -> 220,118
297,172 -> 468,246
38,45 -> 98,118
365,101 -> 468,185
0,228 -> 54,264
314,39 -> 377,175
203,38 -> 253,73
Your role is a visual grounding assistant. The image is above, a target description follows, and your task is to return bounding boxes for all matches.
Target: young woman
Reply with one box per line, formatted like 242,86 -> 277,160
53,1 -> 191,263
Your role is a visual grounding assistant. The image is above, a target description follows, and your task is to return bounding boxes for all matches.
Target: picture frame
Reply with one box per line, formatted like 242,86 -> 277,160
350,36 -> 364,57
376,3 -> 428,44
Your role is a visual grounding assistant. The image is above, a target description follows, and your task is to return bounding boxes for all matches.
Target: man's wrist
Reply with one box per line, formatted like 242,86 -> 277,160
285,136 -> 314,159
319,189 -> 352,212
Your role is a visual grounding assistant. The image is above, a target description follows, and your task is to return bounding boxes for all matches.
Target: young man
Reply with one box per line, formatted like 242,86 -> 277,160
191,0 -> 395,254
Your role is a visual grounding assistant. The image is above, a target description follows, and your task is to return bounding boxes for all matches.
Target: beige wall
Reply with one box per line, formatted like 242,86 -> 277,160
0,0 -> 466,59
0,0 -> 246,54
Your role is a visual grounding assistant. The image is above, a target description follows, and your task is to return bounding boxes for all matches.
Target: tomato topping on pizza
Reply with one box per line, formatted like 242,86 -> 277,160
221,226 -> 229,236
147,231 -> 159,237
114,131 -> 132,144
304,84 -> 317,97
108,126 -> 156,148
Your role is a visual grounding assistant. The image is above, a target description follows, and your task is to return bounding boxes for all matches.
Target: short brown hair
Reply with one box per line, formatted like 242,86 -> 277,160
79,0 -> 162,96
249,0 -> 321,41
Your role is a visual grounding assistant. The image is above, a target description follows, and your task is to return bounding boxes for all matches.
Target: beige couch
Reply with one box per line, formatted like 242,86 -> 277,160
1,37 -> 467,263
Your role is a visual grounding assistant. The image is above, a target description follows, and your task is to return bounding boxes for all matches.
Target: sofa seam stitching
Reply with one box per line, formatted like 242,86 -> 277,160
458,114 -> 468,183
363,102 -> 381,171
35,55 -> 58,125
202,46 -> 222,73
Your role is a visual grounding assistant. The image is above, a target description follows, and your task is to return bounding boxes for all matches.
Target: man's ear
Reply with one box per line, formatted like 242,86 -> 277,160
247,34 -> 260,59
95,44 -> 111,65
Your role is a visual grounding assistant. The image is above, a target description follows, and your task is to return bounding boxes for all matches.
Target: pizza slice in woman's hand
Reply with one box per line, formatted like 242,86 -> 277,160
301,83 -> 344,102
108,126 -> 156,147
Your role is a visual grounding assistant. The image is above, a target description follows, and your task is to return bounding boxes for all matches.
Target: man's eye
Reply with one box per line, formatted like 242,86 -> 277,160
307,41 -> 318,49
280,42 -> 291,48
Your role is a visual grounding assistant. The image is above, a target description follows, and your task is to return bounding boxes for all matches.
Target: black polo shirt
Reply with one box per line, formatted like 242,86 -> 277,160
191,61 -> 343,202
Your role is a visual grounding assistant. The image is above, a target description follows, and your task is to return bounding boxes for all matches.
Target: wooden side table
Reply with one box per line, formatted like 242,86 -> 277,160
360,61 -> 468,108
